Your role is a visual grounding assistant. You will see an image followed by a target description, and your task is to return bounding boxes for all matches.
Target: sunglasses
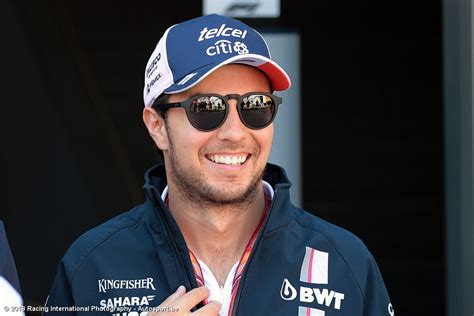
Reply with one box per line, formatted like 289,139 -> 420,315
152,92 -> 282,132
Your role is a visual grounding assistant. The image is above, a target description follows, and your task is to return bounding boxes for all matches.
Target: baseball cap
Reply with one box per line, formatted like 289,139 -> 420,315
143,14 -> 291,107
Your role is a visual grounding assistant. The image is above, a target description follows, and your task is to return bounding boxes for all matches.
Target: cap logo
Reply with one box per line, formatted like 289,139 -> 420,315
177,72 -> 198,85
146,72 -> 163,94
198,24 -> 248,42
146,53 -> 161,79
206,40 -> 249,56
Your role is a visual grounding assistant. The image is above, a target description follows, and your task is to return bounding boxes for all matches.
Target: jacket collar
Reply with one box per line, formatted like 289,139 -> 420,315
142,162 -> 295,237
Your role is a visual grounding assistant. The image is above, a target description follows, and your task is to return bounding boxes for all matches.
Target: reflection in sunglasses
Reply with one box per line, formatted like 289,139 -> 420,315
190,96 -> 226,113
190,95 -> 273,112
243,95 -> 272,110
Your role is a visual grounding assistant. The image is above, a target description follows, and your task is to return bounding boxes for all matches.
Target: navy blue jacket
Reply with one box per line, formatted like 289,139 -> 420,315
1,221 -> 23,300
46,164 -> 393,315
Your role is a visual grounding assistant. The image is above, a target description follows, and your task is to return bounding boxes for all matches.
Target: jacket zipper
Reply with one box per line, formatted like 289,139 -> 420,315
230,189 -> 277,316
151,187 -> 199,305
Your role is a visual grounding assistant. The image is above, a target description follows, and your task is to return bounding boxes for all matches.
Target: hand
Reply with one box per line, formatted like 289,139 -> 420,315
149,285 -> 221,315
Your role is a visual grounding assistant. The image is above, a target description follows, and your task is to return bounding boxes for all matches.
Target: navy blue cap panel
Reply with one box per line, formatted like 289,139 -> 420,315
165,14 -> 270,85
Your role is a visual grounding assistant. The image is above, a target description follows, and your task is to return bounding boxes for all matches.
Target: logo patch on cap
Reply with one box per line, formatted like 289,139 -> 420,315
198,24 -> 248,42
206,40 -> 249,56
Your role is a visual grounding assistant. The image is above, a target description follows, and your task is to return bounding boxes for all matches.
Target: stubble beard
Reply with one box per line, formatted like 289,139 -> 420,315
166,135 -> 265,210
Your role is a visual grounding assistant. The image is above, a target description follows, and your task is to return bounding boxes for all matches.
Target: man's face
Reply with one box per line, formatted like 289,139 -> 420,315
162,64 -> 273,206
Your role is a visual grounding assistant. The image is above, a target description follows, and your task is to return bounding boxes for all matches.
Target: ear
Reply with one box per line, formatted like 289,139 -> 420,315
143,107 -> 169,151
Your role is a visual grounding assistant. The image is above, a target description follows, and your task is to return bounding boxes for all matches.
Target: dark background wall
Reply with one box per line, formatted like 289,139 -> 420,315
1,1 -> 444,315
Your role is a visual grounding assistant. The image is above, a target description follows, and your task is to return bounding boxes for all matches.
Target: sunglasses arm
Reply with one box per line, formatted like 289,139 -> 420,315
151,102 -> 183,110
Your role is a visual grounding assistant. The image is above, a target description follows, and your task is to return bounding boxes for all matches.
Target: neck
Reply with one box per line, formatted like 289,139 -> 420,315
167,182 -> 266,282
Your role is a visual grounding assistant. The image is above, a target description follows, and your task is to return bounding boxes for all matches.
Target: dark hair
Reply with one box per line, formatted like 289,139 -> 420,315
151,94 -> 170,161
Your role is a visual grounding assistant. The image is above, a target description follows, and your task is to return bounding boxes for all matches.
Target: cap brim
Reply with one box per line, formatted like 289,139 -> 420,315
163,54 -> 291,94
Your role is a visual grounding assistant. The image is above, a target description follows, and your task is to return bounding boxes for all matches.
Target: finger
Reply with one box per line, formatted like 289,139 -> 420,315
174,286 -> 210,311
192,300 -> 221,315
161,285 -> 186,306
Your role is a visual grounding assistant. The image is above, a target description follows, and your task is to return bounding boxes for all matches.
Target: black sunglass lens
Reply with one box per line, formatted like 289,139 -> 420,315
188,96 -> 227,130
240,94 -> 275,128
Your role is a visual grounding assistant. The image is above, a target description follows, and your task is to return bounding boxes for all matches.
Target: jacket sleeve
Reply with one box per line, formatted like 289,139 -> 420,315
44,261 -> 75,315
0,221 -> 22,294
362,254 -> 394,316
0,221 -> 24,316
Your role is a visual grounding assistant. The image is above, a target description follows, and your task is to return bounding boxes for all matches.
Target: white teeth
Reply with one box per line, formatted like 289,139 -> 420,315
209,154 -> 248,165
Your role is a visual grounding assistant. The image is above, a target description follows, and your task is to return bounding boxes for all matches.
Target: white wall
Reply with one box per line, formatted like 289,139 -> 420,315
263,32 -> 302,207
443,0 -> 474,315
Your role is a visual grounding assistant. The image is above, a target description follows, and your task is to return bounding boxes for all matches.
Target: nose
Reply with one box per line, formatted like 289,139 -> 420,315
215,99 -> 247,142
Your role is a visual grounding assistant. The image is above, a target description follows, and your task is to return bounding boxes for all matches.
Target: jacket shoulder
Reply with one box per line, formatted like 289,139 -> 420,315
60,204 -> 148,281
293,208 -> 369,250
292,208 -> 382,294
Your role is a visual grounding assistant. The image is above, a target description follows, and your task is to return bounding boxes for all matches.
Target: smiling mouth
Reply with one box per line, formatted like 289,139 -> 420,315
206,154 -> 250,166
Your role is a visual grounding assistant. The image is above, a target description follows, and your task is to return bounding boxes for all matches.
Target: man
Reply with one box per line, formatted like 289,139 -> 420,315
1,221 -> 25,316
46,14 -> 393,315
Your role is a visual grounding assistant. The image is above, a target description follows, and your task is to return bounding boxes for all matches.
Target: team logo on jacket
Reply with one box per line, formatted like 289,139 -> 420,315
280,247 -> 345,315
100,295 -> 155,309
97,295 -> 159,316
98,278 -> 156,293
